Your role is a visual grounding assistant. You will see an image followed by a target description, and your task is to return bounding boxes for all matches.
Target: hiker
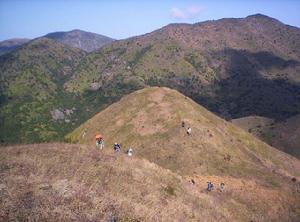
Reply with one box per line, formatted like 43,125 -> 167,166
126,148 -> 133,156
95,134 -> 104,149
182,121 -> 185,128
82,129 -> 87,138
114,143 -> 121,152
220,182 -> 225,191
187,127 -> 192,136
207,181 -> 214,191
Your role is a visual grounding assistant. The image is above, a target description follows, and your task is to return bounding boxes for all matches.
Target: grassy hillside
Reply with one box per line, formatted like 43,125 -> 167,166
232,115 -> 300,158
1,142 -> 299,222
232,116 -> 274,137
66,87 -> 300,179
67,86 -> 300,221
1,87 -> 300,221
66,14 -> 300,120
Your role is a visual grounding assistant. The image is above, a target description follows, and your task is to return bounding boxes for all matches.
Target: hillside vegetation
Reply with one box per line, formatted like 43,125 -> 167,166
0,38 -> 147,145
66,14 -> 300,120
0,38 -> 89,143
232,115 -> 300,158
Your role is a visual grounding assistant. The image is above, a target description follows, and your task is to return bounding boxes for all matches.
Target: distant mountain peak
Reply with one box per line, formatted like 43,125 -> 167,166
44,29 -> 114,52
247,13 -> 271,18
245,13 -> 281,23
0,38 -> 30,56
70,29 -> 83,32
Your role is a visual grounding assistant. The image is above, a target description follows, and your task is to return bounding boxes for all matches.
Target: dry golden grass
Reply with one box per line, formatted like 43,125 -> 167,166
0,143 -> 225,221
1,143 -> 300,221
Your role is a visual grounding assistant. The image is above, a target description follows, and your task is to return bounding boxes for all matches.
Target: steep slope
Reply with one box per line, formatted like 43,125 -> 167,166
268,115 -> 300,157
67,87 -> 300,178
44,29 -> 114,52
0,38 -> 30,56
232,115 -> 300,158
64,87 -> 300,221
0,38 -> 88,144
1,143 -> 299,221
231,116 -> 274,137
66,14 -> 300,120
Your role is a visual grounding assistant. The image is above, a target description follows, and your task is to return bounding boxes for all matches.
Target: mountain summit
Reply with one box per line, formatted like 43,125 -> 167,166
67,87 -> 300,177
44,29 -> 114,52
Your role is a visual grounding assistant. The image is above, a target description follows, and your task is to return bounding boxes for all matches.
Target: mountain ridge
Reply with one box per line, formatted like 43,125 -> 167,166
66,87 -> 300,178
66,13 -> 300,120
0,29 -> 115,56
44,29 -> 115,52
0,38 -> 31,56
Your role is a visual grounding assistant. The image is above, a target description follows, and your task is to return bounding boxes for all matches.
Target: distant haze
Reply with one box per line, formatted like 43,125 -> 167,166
44,29 -> 114,52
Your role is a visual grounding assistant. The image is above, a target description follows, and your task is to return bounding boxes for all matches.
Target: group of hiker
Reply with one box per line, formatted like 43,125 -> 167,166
190,179 -> 225,192
207,181 -> 225,192
95,133 -> 133,156
95,127 -> 228,193
183,122 -> 227,192
182,121 -> 192,136
94,120 -> 191,155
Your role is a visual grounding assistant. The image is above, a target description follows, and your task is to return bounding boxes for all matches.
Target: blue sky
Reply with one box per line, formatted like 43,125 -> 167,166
0,0 -> 299,41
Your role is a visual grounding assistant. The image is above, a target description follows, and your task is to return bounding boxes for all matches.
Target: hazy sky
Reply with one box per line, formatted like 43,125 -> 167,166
0,0 -> 299,41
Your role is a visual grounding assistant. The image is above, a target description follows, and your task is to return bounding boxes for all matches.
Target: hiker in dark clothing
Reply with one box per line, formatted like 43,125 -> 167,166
114,143 -> 121,152
182,121 -> 185,128
207,181 -> 214,191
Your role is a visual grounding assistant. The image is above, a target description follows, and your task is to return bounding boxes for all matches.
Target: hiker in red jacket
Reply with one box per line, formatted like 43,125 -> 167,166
95,134 -> 104,149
